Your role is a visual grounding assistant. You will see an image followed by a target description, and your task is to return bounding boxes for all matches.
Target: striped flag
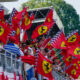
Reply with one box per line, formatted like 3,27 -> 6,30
49,30 -> 68,49
8,8 -> 18,25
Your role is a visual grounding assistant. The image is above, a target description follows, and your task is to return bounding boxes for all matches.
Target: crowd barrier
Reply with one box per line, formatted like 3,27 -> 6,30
0,49 -> 25,80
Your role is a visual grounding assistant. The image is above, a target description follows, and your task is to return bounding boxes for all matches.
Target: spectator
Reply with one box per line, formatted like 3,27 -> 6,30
24,48 -> 34,80
4,36 -> 24,57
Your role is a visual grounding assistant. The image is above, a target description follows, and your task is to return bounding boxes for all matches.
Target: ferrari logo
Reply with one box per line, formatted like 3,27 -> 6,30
38,26 -> 47,35
42,60 -> 51,73
61,41 -> 66,47
73,63 -> 78,69
66,56 -> 72,62
78,61 -> 80,66
74,47 -> 80,55
25,16 -> 30,26
48,42 -> 51,46
68,35 -> 76,43
0,26 -> 4,36
71,69 -> 76,75
17,28 -> 20,35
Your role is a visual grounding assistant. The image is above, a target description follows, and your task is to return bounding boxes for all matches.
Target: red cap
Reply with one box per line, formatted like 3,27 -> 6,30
9,36 -> 16,42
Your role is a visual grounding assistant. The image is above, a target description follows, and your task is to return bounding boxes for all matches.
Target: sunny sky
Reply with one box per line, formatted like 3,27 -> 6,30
0,0 -> 80,15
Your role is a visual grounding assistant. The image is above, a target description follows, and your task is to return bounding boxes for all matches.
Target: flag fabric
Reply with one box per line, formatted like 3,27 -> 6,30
36,52 -> 53,79
31,9 -> 54,39
45,42 -> 53,50
23,31 -> 28,42
9,24 -> 20,45
0,21 -> 10,44
50,30 -> 68,49
67,44 -> 80,58
21,11 -> 35,30
21,55 -> 35,65
0,7 -> 5,21
5,75 -> 9,80
31,22 -> 54,39
65,64 -> 80,79
61,49 -> 77,66
14,72 -> 17,80
19,73 -> 23,80
8,8 -> 18,25
12,7 -> 27,27
44,9 -> 53,24
0,67 -> 5,80
39,37 -> 51,48
66,30 -> 80,46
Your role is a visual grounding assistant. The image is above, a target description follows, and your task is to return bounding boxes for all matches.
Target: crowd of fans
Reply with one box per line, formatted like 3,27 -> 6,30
0,36 -> 75,80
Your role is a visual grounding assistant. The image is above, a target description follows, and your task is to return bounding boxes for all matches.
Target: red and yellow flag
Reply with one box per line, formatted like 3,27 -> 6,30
67,44 -> 80,58
31,9 -> 54,39
0,21 -> 10,44
50,30 -> 68,49
23,31 -> 28,42
21,11 -> 35,30
36,52 -> 53,79
66,30 -> 80,46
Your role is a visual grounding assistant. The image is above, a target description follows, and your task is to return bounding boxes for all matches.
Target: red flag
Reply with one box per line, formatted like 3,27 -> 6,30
19,73 -> 23,80
44,9 -> 53,24
14,72 -> 17,80
50,30 -> 68,49
31,22 -> 54,39
0,21 -> 10,44
21,11 -> 35,30
0,9 -> 5,21
31,9 -> 54,39
12,8 -> 27,26
21,55 -> 35,65
23,31 -> 28,42
36,52 -> 53,79
9,28 -> 20,45
40,37 -> 51,48
5,75 -> 9,80
67,44 -> 80,58
65,64 -> 80,79
66,30 -> 80,46
0,67 -> 5,80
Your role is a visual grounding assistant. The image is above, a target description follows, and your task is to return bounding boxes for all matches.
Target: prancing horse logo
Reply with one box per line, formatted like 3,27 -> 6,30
42,60 -> 51,73
38,26 -> 47,35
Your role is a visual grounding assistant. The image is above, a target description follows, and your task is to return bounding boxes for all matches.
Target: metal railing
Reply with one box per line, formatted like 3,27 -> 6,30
0,49 -> 24,77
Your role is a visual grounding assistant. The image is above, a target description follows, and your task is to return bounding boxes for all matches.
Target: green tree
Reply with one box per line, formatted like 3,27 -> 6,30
20,0 -> 80,36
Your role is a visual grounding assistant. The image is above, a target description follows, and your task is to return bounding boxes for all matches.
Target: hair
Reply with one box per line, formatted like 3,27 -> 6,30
25,40 -> 31,45
44,48 -> 49,53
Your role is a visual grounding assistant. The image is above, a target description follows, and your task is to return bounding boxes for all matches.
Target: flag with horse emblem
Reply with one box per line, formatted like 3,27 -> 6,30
31,9 -> 54,39
66,30 -> 80,46
50,30 -> 68,49
67,44 -> 80,58
0,21 -> 10,44
36,52 -> 53,79
21,11 -> 35,30
65,61 -> 80,79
